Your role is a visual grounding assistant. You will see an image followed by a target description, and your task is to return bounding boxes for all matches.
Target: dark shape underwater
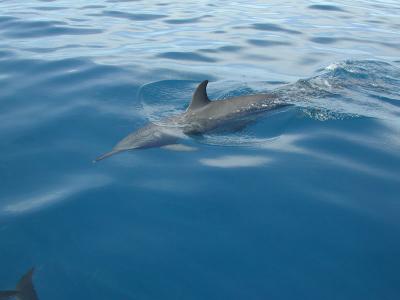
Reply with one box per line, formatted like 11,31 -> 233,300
0,268 -> 39,300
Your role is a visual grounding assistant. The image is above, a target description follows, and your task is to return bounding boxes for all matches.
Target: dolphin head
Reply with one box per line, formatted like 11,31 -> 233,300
94,122 -> 182,162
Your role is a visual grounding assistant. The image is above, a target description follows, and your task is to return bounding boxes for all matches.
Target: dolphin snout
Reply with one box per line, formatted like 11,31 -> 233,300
93,150 -> 122,163
94,122 -> 182,162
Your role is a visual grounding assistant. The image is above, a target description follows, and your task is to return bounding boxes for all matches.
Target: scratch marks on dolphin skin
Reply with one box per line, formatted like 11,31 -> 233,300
200,155 -> 270,168
156,52 -> 217,63
162,144 -> 197,152
102,10 -> 166,21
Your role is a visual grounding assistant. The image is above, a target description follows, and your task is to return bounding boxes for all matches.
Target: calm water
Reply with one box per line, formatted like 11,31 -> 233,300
1,0 -> 400,299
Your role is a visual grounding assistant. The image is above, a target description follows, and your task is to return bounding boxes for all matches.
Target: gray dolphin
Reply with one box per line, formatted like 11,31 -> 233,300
95,80 -> 288,162
0,268 -> 39,300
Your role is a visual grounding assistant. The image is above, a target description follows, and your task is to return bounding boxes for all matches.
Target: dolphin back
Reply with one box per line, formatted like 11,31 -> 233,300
0,291 -> 18,299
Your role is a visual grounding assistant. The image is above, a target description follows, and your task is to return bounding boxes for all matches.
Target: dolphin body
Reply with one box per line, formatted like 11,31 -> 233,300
0,268 -> 39,300
95,80 -> 287,162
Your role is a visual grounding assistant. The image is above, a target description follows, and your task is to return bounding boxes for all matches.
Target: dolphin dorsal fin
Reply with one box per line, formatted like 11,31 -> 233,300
16,268 -> 39,300
188,80 -> 211,111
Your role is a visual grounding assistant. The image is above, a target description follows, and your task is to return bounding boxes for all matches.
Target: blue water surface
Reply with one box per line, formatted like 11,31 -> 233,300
1,0 -> 400,299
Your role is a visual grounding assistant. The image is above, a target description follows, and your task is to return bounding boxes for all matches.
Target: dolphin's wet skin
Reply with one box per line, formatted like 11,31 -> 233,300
96,60 -> 400,161
95,80 -> 289,161
1,0 -> 400,299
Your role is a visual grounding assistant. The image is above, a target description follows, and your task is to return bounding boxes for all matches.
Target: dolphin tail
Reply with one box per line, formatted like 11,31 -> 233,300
93,149 -> 122,163
0,268 -> 38,300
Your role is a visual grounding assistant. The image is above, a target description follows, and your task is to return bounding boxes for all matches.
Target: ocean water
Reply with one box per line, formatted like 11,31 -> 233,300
1,0 -> 400,299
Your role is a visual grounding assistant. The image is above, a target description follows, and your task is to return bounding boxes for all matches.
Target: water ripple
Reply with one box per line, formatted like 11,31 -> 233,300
102,10 -> 166,21
80,5 -> 106,9
31,6 -> 67,11
1,1 -> 400,297
247,39 -> 292,47
251,23 -> 302,34
164,16 -> 208,24
308,4 -> 346,12
0,17 -> 102,38
157,51 -> 217,63
309,37 -> 337,44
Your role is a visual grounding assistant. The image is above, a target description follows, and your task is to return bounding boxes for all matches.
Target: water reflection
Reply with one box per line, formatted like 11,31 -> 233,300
200,155 -> 270,168
2,174 -> 111,215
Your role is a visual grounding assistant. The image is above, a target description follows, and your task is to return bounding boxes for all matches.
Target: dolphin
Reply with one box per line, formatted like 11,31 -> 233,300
95,80 -> 288,162
0,268 -> 39,300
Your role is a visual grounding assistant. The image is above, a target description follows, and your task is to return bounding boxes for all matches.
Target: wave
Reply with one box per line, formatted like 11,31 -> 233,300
138,60 -> 400,122
276,60 -> 400,121
136,60 -> 400,147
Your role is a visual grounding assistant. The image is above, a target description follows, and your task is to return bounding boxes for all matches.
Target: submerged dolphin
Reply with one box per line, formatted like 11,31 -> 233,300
95,80 -> 287,161
0,268 -> 39,300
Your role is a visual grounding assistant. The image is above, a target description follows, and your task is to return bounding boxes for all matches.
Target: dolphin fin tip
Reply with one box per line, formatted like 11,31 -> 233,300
0,268 -> 37,299
15,267 -> 38,300
188,80 -> 211,111
27,267 -> 35,276
18,267 -> 35,283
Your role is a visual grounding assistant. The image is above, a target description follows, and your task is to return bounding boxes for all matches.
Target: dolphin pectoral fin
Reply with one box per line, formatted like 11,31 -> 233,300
161,144 -> 197,152
93,149 -> 123,163
0,291 -> 18,299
